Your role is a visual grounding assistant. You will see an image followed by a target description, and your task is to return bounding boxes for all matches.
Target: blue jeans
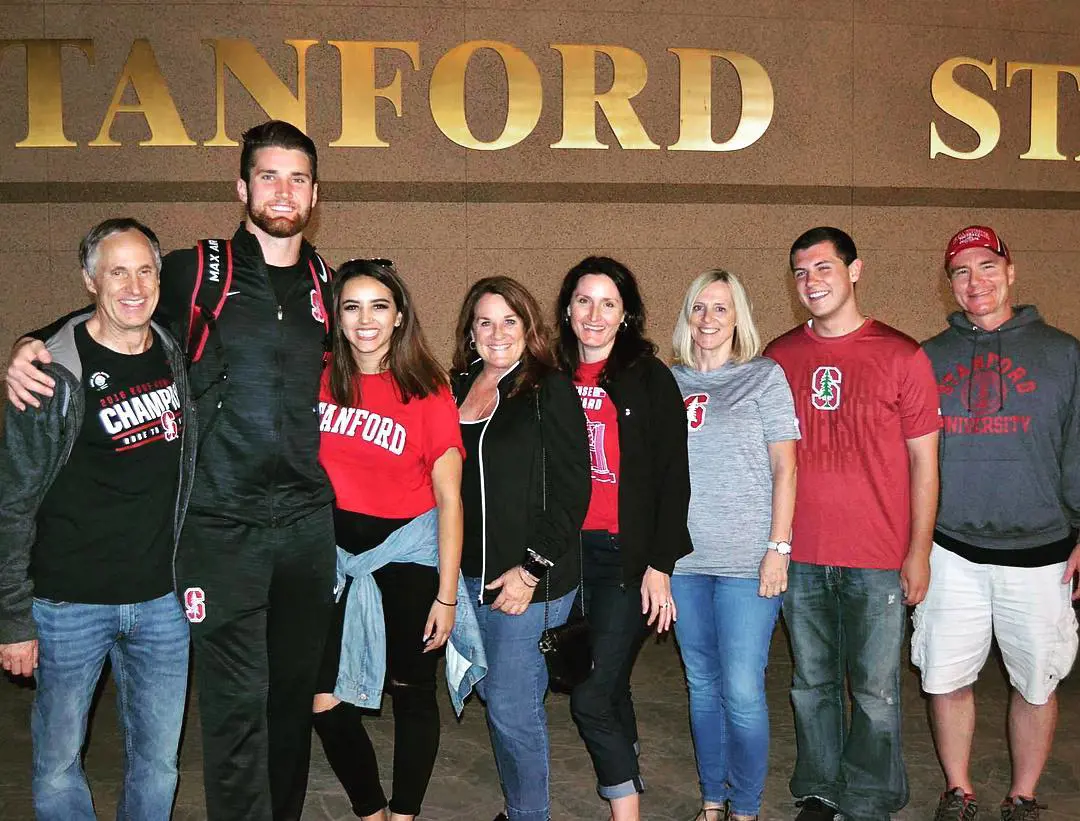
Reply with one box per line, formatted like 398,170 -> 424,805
465,576 -> 577,821
784,562 -> 908,821
31,592 -> 190,821
671,574 -> 782,817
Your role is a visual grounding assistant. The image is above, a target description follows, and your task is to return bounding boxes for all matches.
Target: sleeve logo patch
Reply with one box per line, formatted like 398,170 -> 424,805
183,587 -> 206,623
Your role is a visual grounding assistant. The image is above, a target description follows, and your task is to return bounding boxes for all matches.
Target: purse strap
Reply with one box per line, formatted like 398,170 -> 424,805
537,390 -> 585,632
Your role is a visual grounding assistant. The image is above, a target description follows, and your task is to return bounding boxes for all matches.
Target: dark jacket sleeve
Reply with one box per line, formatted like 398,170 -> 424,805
645,357 -> 692,574
155,248 -> 198,341
528,372 -> 592,565
0,382 -> 71,644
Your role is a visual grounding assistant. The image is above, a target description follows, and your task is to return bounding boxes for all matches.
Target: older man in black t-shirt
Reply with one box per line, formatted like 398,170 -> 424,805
0,218 -> 196,820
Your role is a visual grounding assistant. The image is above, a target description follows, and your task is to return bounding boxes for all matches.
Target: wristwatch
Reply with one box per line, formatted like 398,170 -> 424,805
767,540 -> 792,555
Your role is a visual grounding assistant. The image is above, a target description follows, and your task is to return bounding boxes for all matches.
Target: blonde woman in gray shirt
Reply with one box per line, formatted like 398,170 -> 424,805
670,270 -> 800,821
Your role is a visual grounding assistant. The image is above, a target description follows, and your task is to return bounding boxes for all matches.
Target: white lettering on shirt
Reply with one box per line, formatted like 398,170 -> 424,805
319,401 -> 407,455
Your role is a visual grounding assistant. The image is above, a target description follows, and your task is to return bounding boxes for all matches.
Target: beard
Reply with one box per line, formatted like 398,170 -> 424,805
247,200 -> 312,239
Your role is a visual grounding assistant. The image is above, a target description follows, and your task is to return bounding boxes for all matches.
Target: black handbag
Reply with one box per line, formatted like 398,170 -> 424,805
533,393 -> 593,693
538,607 -> 591,694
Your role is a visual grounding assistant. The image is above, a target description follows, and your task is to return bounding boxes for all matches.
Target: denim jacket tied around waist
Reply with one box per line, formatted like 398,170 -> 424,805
333,508 -> 487,716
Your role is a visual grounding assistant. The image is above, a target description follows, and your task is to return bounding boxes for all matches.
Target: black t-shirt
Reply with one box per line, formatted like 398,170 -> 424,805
33,324 -> 183,604
333,508 -> 413,556
266,259 -> 308,307
934,528 -> 1077,568
459,420 -> 485,578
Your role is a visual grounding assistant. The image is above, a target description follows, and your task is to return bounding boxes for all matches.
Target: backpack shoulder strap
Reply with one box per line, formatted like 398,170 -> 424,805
187,238 -> 234,363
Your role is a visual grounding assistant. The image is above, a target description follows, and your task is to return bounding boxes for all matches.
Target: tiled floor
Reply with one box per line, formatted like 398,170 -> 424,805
1,620 -> 1077,820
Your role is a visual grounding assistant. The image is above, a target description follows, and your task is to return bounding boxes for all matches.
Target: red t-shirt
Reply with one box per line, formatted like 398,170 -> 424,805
318,369 -> 464,518
764,320 -> 940,569
574,359 -> 621,533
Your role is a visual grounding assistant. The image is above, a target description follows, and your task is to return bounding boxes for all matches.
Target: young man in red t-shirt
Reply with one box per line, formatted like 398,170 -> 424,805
764,227 -> 940,821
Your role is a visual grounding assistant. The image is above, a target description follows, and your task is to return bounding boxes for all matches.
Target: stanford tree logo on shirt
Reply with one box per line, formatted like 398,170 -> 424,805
811,366 -> 843,411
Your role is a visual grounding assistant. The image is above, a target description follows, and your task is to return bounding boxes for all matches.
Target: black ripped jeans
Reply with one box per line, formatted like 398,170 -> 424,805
314,562 -> 441,817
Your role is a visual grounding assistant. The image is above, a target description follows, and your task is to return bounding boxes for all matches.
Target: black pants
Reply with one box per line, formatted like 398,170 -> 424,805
175,506 -> 336,821
314,562 -> 441,817
569,531 -> 648,798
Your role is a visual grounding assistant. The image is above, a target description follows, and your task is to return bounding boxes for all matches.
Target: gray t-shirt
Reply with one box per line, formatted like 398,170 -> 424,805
672,357 -> 800,578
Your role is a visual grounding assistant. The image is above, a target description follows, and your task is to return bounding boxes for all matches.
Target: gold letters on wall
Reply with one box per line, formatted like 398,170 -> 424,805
1,37 -> 1074,161
931,56 -> 1080,161
2,39 -> 94,148
0,37 -> 774,152
430,40 -> 542,150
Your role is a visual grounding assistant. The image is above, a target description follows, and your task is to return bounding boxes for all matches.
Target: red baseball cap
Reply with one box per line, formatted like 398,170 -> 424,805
944,225 -> 1011,270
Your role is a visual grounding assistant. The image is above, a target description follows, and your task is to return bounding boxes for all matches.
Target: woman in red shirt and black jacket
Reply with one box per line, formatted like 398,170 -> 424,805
451,276 -> 591,821
555,256 -> 692,821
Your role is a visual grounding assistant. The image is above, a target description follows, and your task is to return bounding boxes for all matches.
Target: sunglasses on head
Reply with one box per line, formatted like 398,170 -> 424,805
345,257 -> 394,268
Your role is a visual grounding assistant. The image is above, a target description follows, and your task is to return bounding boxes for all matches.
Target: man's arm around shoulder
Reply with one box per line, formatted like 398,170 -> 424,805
6,304 -> 99,411
154,248 -> 198,339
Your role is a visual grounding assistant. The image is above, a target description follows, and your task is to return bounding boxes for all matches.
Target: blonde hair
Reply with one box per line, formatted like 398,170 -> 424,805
672,269 -> 762,367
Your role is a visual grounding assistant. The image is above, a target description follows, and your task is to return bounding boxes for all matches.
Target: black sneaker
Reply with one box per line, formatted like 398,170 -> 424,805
1000,796 -> 1045,821
933,788 -> 978,821
794,797 -> 840,821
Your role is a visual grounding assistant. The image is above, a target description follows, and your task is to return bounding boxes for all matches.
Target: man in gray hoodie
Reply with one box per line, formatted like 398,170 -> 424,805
916,225 -> 1080,821
0,218 -> 196,819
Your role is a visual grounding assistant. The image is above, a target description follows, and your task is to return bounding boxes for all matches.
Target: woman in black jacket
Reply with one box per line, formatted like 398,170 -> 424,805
451,276 -> 591,821
556,256 -> 692,821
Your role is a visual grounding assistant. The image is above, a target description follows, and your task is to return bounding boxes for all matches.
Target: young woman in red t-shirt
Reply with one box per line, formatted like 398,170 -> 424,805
312,259 -> 463,821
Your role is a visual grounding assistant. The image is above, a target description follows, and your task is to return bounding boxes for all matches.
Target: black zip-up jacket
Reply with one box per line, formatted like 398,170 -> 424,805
155,225 -> 334,525
594,355 -> 693,581
452,363 -> 591,605
0,314 -> 197,643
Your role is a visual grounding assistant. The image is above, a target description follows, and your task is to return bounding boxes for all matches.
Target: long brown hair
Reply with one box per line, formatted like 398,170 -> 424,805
329,259 -> 447,407
452,276 -> 555,397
